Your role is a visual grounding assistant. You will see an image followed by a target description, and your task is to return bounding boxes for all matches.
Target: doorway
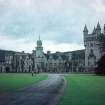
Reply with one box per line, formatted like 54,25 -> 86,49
5,67 -> 10,73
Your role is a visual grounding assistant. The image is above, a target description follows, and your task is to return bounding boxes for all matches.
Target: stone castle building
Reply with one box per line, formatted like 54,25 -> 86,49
0,37 -> 85,73
83,22 -> 105,72
0,22 -> 104,73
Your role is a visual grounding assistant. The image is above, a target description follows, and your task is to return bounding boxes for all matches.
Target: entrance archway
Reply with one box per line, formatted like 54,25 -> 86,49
5,67 -> 10,73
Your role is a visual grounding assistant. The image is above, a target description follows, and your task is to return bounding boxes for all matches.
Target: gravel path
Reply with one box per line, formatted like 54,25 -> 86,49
0,74 -> 65,105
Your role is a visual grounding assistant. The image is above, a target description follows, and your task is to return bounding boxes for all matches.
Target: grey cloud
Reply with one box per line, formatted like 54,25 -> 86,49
0,0 -> 105,52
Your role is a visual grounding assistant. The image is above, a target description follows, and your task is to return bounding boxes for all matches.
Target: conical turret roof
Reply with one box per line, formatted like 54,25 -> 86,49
83,25 -> 88,32
93,26 -> 96,34
96,22 -> 101,30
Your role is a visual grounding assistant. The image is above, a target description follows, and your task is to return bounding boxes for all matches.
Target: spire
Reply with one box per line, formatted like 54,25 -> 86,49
96,21 -> 101,30
83,24 -> 88,36
37,34 -> 42,47
83,24 -> 88,32
39,34 -> 40,40
93,26 -> 96,34
96,21 -> 101,35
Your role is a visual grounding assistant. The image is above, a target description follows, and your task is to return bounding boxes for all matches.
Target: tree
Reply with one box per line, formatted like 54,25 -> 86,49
95,54 -> 105,75
95,34 -> 105,75
97,34 -> 105,53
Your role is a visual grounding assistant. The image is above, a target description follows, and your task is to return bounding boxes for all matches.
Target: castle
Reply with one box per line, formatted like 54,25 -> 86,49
0,22 -> 104,73
83,22 -> 105,72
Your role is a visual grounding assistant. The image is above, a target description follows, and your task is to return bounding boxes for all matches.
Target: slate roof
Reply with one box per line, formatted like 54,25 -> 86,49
44,53 -> 68,61
0,49 -> 16,63
62,49 -> 85,60
44,50 -> 85,61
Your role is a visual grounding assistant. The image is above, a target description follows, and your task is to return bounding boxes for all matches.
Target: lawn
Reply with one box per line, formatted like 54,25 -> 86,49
0,73 -> 47,94
59,74 -> 105,105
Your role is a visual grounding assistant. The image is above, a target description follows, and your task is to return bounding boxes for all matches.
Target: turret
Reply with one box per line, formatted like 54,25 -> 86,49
35,35 -> 43,58
96,22 -> 101,35
37,35 -> 42,47
83,25 -> 88,47
92,26 -> 96,34
83,25 -> 88,36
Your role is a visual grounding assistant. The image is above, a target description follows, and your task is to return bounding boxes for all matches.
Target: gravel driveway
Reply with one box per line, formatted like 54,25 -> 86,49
0,74 -> 65,105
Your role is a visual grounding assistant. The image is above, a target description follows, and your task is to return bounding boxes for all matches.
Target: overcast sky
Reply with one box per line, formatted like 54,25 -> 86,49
0,0 -> 105,53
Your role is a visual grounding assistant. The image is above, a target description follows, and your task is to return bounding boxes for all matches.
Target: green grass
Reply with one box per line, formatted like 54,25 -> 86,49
59,74 -> 105,105
0,73 -> 47,93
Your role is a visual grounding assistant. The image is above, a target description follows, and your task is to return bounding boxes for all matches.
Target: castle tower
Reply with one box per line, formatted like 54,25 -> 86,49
83,25 -> 89,71
83,25 -> 88,47
34,35 -> 44,72
35,35 -> 43,57
84,24 -> 101,72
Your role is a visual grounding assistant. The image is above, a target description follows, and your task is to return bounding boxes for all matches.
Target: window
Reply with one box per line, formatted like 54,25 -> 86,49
90,49 -> 93,54
90,43 -> 93,47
